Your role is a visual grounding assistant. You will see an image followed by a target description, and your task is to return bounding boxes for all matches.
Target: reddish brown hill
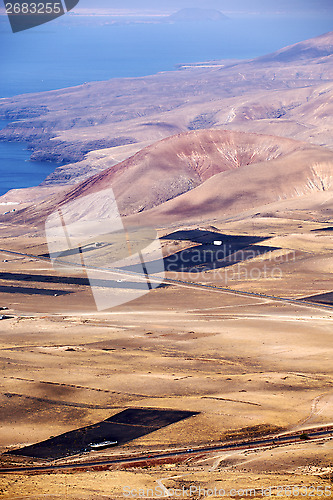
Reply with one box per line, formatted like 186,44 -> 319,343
5,129 -> 333,228
128,149 -> 333,226
1,31 -> 333,168
60,129 -> 304,212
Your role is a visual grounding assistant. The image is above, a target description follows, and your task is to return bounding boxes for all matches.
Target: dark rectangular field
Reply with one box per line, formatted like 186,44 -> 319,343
6,408 -> 198,460
300,291 -> 333,306
157,229 -> 277,272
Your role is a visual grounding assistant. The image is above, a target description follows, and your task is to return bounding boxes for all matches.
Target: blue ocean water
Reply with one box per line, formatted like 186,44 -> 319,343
0,121 -> 57,196
0,14 -> 332,195
0,15 -> 332,97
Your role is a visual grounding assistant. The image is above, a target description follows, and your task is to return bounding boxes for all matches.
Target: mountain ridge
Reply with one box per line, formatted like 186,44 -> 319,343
3,129 -> 333,228
1,31 -> 333,227
1,31 -> 332,168
255,31 -> 333,63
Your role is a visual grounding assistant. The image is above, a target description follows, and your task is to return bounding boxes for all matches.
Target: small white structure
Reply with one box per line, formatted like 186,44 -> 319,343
213,240 -> 223,246
89,440 -> 118,450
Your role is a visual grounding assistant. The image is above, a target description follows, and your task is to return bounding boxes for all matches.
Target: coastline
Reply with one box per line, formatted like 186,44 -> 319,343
0,120 -> 61,197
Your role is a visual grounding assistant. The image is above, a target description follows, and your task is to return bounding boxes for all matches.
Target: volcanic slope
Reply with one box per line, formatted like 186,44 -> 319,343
6,129 -> 333,228
0,31 -> 333,179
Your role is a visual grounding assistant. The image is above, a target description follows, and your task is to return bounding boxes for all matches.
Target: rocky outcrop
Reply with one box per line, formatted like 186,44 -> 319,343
0,105 -> 49,120
0,120 -> 137,164
29,137 -> 137,163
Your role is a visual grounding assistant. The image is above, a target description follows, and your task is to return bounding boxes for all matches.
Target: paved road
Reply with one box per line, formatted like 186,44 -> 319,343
0,247 -> 332,313
1,427 -> 332,474
1,247 -> 332,474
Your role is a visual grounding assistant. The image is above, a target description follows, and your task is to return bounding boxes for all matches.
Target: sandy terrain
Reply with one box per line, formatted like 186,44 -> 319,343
0,214 -> 333,497
0,31 -> 332,500
1,442 -> 332,499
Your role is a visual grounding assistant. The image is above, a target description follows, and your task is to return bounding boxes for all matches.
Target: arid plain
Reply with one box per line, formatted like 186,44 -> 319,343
0,32 -> 333,499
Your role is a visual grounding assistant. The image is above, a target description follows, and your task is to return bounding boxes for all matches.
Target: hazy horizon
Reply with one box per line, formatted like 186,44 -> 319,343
1,0 -> 333,16
74,0 -> 333,15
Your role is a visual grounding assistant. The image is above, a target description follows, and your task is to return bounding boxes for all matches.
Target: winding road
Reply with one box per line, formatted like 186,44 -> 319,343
1,426 -> 332,474
0,246 -> 332,313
